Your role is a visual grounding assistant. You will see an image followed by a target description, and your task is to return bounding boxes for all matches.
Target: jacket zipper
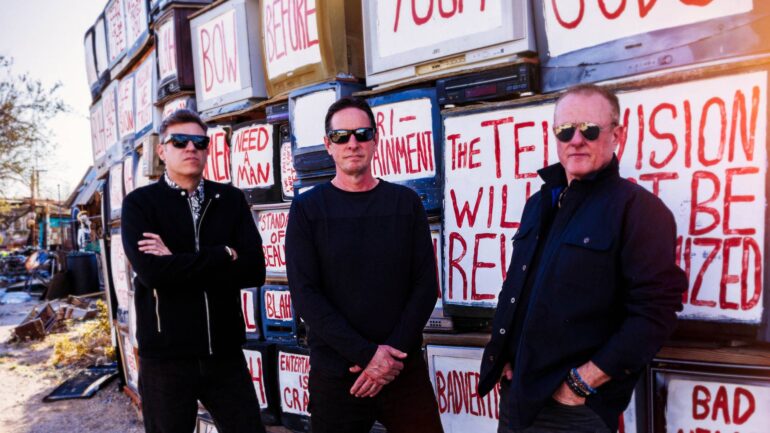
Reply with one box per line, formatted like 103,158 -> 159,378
153,289 -> 162,333
189,197 -> 214,355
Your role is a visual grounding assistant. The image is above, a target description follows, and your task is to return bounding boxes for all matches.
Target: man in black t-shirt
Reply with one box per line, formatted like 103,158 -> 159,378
286,97 -> 444,433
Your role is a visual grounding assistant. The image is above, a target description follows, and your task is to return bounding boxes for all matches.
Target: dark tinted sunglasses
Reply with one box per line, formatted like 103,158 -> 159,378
327,128 -> 375,144
163,133 -> 210,150
553,122 -> 616,142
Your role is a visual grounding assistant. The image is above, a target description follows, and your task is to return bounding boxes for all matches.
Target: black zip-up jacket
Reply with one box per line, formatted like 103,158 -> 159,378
121,176 -> 265,359
478,157 -> 687,431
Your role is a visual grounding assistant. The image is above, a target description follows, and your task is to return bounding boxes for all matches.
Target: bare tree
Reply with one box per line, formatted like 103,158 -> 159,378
0,56 -> 67,194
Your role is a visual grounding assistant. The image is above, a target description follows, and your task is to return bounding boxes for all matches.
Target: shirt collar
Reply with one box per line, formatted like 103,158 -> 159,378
164,171 -> 205,199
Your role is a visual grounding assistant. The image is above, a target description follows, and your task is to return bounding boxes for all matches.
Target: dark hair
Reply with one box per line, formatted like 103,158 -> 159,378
555,84 -> 620,123
324,97 -> 376,133
159,109 -> 208,141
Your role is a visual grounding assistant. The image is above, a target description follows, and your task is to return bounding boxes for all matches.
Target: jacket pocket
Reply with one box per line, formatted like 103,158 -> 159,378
153,289 -> 162,333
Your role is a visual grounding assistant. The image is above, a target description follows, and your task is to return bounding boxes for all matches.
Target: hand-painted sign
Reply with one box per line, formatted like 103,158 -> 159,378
110,163 -> 125,218
110,232 -> 130,317
202,126 -> 231,183
426,345 -> 501,431
156,17 -> 177,83
194,8 -> 241,101
443,71 -> 767,324
90,101 -> 107,163
118,74 -> 136,140
244,348 -> 269,409
124,0 -> 148,50
231,123 -> 274,188
264,289 -> 293,322
241,288 -> 259,333
123,156 -> 134,195
106,0 -> 127,64
374,0 -> 503,58
121,333 -> 139,391
103,82 -> 120,155
261,0 -> 320,79
371,98 -> 436,182
134,53 -> 156,135
256,208 -> 288,273
666,376 -> 770,433
542,0 -> 753,57
278,350 -> 310,416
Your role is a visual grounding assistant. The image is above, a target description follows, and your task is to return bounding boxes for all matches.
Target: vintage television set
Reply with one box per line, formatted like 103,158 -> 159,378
202,123 -> 231,184
366,87 -> 444,214
258,0 -> 364,98
240,287 -> 262,340
426,218 -> 454,332
105,0 -> 128,72
242,341 -> 282,425
532,0 -> 770,92
288,81 -> 364,177
102,81 -> 122,170
133,49 -> 161,139
117,73 -> 137,148
650,359 -> 770,433
108,163 -> 125,222
161,93 -> 196,119
266,101 -> 296,202
190,0 -> 268,120
90,100 -> 109,177
123,0 -> 152,67
260,285 -> 297,343
153,5 -> 202,102
85,14 -> 112,101
251,203 -> 289,281
276,344 -> 311,433
230,120 -> 282,204
109,227 -> 131,325
117,329 -> 141,402
362,0 -> 536,89
84,27 -> 103,102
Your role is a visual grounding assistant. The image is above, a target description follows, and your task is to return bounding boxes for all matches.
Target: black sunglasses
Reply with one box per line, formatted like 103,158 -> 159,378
163,133 -> 210,150
326,128 -> 375,144
553,122 -> 616,142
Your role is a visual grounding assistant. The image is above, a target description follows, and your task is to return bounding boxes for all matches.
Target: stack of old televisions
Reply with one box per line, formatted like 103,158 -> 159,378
84,0 -> 212,413
435,2 -> 770,432
83,1 -> 770,432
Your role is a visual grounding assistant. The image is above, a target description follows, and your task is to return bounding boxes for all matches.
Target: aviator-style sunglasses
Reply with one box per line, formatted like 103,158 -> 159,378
326,127 -> 376,144
553,122 -> 617,142
163,133 -> 211,150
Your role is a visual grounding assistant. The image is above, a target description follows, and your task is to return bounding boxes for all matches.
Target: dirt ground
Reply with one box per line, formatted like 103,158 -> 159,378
0,298 -> 143,433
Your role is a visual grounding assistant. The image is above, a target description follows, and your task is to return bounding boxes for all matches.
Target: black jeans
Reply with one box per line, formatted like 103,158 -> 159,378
308,357 -> 444,433
138,352 -> 265,433
498,382 -> 610,433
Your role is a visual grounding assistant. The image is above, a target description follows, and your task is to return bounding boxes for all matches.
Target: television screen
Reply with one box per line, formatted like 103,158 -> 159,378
259,0 -> 364,97
367,87 -> 443,213
533,0 -> 770,92
252,204 -> 289,280
363,0 -> 536,88
134,49 -> 160,137
190,0 -> 267,119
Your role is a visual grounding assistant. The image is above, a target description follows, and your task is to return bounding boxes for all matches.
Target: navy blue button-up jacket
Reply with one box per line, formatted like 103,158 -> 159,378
478,157 -> 687,431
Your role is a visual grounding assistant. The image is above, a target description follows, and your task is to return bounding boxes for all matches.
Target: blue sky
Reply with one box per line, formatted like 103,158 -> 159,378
0,0 -> 106,199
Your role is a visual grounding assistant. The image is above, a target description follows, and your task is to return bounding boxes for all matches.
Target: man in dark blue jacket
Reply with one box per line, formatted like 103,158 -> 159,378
122,109 -> 266,433
478,84 -> 687,432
